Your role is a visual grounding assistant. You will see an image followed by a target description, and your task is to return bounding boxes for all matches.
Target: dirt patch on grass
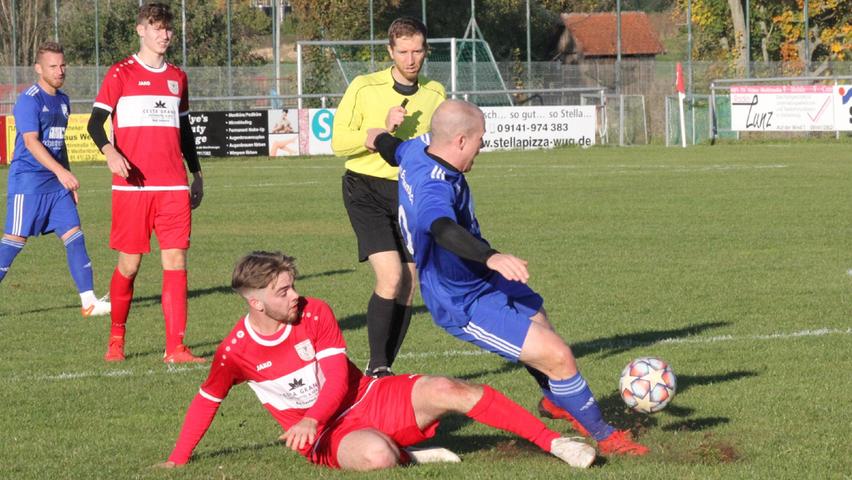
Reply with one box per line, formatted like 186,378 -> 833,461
665,433 -> 741,465
493,440 -> 538,459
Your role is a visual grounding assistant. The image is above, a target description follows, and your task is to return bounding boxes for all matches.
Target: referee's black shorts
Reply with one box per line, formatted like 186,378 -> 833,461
342,170 -> 413,263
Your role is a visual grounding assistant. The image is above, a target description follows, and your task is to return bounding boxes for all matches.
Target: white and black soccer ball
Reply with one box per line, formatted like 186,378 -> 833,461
619,357 -> 677,413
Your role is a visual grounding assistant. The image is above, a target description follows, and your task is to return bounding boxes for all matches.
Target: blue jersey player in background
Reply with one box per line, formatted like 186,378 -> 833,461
0,42 -> 110,317
365,99 -> 649,458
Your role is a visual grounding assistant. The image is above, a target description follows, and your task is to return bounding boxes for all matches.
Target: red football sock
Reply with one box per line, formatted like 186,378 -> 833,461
466,385 -> 561,452
162,269 -> 188,354
109,268 -> 134,338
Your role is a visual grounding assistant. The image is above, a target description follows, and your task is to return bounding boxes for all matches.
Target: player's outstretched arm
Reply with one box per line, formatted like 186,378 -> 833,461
87,107 -> 131,178
21,132 -> 79,192
430,217 -> 530,283
163,393 -> 222,466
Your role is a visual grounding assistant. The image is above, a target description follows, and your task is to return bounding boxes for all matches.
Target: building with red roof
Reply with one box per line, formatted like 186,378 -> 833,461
556,11 -> 664,64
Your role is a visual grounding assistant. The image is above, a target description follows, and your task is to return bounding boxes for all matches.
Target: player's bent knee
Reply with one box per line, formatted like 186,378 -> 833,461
538,346 -> 577,379
360,446 -> 399,471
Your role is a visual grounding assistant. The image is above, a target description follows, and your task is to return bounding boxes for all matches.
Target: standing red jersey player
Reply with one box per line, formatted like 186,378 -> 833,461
87,2 -> 204,363
156,251 -> 597,471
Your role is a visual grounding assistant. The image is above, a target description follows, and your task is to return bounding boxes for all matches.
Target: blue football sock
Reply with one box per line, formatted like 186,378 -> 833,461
547,373 -> 615,441
0,237 -> 25,283
62,230 -> 94,293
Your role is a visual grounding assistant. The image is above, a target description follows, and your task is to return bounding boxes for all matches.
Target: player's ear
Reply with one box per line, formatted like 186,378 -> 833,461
247,295 -> 264,312
457,134 -> 467,151
136,23 -> 146,38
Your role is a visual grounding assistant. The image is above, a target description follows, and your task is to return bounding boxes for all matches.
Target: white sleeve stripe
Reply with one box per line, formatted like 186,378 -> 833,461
179,110 -> 190,117
315,347 -> 346,360
93,102 -> 113,113
199,388 -> 223,403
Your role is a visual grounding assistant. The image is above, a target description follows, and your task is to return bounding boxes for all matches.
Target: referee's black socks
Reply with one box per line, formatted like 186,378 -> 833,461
366,293 -> 397,373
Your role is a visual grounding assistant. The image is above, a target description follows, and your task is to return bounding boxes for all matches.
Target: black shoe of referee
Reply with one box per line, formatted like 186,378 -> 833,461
365,366 -> 394,378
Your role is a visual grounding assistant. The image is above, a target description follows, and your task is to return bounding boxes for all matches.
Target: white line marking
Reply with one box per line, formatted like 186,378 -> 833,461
395,327 -> 851,360
218,181 -> 320,189
7,328 -> 849,383
10,364 -> 208,383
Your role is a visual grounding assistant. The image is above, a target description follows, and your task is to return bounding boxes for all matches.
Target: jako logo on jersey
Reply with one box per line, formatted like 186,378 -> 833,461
138,81 -> 151,86
256,361 -> 272,371
311,109 -> 333,141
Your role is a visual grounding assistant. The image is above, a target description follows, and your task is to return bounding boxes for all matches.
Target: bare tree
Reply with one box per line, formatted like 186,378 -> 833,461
0,0 -> 53,67
727,0 -> 747,73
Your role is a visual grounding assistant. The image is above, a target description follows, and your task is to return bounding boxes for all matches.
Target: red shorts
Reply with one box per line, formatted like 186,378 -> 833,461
110,189 -> 191,254
308,374 -> 440,468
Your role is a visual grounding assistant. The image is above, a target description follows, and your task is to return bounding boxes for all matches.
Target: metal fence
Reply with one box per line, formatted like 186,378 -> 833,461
3,60 -> 852,143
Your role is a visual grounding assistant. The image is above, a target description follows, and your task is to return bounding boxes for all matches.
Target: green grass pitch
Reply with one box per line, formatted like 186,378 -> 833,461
1,143 -> 850,479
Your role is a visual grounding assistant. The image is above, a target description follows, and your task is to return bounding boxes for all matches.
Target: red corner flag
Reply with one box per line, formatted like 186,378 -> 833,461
676,62 -> 687,147
676,62 -> 685,95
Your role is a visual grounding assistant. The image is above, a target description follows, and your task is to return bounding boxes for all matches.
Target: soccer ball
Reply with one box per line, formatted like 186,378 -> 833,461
619,357 -> 677,413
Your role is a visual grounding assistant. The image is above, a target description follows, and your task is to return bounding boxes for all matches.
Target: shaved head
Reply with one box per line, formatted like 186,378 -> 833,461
426,99 -> 486,173
430,100 -> 485,146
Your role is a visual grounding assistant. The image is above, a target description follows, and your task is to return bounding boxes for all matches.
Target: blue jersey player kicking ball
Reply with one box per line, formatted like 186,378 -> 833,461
364,99 -> 649,457
0,42 -> 110,317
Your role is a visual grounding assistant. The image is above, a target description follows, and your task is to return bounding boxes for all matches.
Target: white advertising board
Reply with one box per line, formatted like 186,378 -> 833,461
730,85 -> 834,131
298,108 -> 335,156
294,105 -> 596,156
834,85 -> 852,131
480,106 -> 596,151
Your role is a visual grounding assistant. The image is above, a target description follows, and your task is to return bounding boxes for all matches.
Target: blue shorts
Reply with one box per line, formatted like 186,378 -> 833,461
441,276 -> 544,362
4,190 -> 80,237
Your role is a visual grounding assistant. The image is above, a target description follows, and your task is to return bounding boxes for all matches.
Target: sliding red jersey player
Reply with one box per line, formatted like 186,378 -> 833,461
157,251 -> 597,471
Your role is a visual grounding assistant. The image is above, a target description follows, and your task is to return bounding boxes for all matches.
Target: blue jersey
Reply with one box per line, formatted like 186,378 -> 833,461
8,84 -> 70,194
395,135 -> 494,326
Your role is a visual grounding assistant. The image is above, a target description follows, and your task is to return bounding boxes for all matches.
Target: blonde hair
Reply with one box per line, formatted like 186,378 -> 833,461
36,41 -> 64,62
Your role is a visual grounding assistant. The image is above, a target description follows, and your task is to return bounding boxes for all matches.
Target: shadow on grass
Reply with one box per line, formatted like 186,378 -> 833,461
590,370 -> 757,434
123,339 -> 222,361
134,269 -> 358,305
337,305 -> 429,331
421,414 -> 520,454
450,368 -> 756,439
571,321 -> 732,359
193,439 -> 281,461
9,268 -> 356,316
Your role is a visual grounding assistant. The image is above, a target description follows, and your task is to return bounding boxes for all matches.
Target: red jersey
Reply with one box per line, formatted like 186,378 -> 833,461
94,54 -> 189,189
168,297 -> 366,464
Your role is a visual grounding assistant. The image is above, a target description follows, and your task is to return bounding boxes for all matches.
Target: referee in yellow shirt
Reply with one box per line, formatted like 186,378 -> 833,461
332,17 -> 445,378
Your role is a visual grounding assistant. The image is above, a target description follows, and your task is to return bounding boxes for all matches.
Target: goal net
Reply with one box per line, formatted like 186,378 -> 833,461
296,38 -> 512,108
